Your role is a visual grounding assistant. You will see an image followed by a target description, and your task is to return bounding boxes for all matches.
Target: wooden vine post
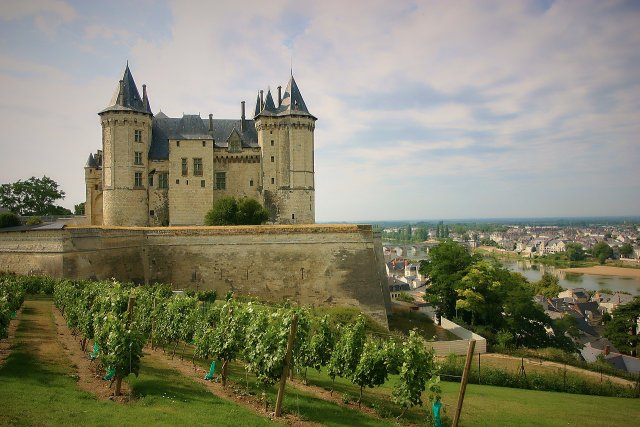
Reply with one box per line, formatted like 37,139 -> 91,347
452,339 -> 476,427
115,295 -> 136,396
275,313 -> 298,417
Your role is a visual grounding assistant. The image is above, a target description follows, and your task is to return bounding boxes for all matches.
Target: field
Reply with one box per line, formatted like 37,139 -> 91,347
1,296 -> 639,426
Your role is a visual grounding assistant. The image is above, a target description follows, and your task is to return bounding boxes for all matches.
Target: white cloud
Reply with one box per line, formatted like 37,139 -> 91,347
0,0 -> 76,35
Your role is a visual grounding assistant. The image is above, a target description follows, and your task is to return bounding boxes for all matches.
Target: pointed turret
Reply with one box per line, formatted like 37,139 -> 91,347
264,89 -> 276,112
253,93 -> 262,117
100,64 -> 152,115
279,76 -> 315,118
85,153 -> 97,168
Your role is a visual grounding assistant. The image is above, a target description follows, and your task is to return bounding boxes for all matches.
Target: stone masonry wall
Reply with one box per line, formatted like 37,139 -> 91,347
0,225 -> 391,327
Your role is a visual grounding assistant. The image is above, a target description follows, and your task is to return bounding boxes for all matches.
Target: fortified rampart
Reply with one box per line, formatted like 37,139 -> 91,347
0,224 -> 391,327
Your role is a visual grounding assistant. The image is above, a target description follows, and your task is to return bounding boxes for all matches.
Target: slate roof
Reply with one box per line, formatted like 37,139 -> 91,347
85,153 -> 97,168
254,75 -> 316,120
149,115 -> 258,161
100,64 -> 152,115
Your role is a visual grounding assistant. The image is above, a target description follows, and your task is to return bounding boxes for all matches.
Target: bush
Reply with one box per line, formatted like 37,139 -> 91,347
204,196 -> 269,226
0,212 -> 21,228
25,216 -> 42,225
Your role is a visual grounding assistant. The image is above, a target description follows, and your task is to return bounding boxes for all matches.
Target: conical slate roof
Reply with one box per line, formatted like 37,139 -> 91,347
85,153 -> 97,168
254,75 -> 315,120
100,64 -> 152,115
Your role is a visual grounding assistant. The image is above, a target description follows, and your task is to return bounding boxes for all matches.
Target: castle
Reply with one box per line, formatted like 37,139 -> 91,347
84,65 -> 316,226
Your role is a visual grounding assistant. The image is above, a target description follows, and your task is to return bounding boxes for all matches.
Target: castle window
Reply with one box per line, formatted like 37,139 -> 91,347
292,213 -> 295,220
150,210 -> 155,216
148,175 -> 153,186
181,158 -> 188,176
271,177 -> 275,184
134,129 -> 142,142
271,140 -> 274,146
215,172 -> 226,190
193,158 -> 203,176
202,141 -> 206,147
134,172 -> 143,187
176,179 -> 179,184
270,130 -> 273,134
270,156 -> 274,162
201,180 -> 205,188
94,184 -> 98,190
134,151 -> 143,165
176,141 -> 180,147
159,172 -> 169,189
249,179 -> 253,187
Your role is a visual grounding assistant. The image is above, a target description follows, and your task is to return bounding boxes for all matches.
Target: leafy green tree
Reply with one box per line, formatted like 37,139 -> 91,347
532,272 -> 565,298
456,261 -> 504,326
392,330 -> 437,418
74,203 -> 85,215
619,243 -> 634,258
0,176 -> 71,215
420,240 -> 478,320
565,242 -> 585,261
204,196 -> 268,225
605,296 -> 640,356
591,241 -> 613,264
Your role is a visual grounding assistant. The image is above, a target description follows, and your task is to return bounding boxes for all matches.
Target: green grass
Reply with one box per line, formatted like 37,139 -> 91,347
0,298 -> 275,427
388,310 -> 458,341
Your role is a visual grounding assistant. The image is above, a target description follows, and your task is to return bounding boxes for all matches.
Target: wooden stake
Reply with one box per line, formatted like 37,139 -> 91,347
275,314 -> 298,417
452,339 -> 475,427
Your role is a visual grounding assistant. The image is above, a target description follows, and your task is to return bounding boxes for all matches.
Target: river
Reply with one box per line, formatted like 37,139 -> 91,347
500,259 -> 640,296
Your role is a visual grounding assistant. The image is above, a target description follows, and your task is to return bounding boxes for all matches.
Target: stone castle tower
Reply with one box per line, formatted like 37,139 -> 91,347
85,65 -> 316,226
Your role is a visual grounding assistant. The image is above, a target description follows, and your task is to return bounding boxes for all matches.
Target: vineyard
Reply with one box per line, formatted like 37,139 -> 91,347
3,274 -> 640,426
2,273 -> 441,423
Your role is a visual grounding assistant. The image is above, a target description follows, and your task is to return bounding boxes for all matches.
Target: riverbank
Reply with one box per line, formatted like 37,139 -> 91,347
560,265 -> 640,278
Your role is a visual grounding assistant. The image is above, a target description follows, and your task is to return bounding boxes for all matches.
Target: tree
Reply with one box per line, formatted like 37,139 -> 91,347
204,196 -> 268,225
327,316 -> 366,392
605,296 -> 640,356
619,243 -> 634,258
565,242 -> 585,261
591,242 -> 613,264
532,272 -> 564,298
235,197 -> 269,225
74,203 -> 85,215
0,176 -> 71,215
420,240 -> 478,320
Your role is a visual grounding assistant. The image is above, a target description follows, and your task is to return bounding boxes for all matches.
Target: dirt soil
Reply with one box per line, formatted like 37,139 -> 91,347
0,307 -> 22,367
52,305 -> 131,402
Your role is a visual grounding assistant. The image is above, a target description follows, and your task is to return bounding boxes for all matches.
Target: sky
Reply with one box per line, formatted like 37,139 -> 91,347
1,0 -> 639,222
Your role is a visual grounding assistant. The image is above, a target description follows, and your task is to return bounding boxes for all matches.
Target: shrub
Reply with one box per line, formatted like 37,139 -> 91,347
26,216 -> 42,226
0,212 -> 21,228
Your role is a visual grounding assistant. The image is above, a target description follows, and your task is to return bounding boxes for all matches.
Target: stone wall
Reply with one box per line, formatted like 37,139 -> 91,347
0,224 -> 391,327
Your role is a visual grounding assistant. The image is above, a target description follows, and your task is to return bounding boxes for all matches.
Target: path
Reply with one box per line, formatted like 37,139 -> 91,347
484,353 -> 636,387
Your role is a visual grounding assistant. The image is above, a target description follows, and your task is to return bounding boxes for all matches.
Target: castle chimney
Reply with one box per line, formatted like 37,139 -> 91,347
277,86 -> 282,106
118,79 -> 124,105
260,90 -> 264,108
208,114 -> 213,132
142,84 -> 148,109
241,101 -> 246,133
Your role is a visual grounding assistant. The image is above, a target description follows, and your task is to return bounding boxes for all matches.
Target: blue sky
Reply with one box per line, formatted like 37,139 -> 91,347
1,0 -> 639,221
